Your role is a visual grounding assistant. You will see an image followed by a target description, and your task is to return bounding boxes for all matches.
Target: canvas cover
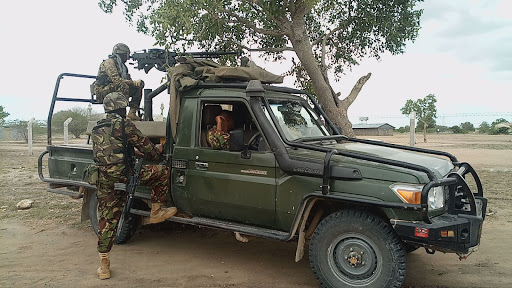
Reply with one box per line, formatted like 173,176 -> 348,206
167,58 -> 284,139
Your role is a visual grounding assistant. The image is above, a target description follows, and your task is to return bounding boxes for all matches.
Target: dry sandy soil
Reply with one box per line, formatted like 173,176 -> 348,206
1,133 -> 511,288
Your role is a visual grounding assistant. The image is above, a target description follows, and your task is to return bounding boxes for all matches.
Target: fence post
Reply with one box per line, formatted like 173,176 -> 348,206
27,118 -> 35,155
64,117 -> 73,144
410,112 -> 416,147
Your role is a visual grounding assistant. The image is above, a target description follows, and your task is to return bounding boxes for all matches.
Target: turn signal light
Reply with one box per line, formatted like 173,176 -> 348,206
396,189 -> 422,204
441,230 -> 455,237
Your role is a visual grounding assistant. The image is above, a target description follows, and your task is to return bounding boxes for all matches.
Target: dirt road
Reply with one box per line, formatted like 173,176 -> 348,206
1,134 -> 511,287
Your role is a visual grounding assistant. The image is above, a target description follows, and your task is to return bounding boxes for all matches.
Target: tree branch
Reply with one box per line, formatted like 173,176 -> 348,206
235,42 -> 294,53
341,73 -> 372,107
311,26 -> 344,46
220,9 -> 286,37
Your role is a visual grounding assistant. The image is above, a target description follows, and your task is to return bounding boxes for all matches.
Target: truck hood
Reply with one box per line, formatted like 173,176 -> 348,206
288,142 -> 454,183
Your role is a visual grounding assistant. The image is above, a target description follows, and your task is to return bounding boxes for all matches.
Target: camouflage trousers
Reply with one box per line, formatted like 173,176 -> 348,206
96,164 -> 170,253
94,82 -> 142,109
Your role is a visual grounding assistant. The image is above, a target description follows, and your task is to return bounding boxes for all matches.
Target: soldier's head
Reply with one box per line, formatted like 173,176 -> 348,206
112,43 -> 130,63
219,110 -> 235,132
103,92 -> 128,117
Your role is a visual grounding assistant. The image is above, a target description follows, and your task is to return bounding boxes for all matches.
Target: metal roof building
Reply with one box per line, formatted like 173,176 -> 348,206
352,123 -> 395,136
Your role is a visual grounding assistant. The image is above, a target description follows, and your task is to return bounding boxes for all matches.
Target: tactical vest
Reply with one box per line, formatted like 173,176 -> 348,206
94,55 -> 129,87
91,118 -> 127,166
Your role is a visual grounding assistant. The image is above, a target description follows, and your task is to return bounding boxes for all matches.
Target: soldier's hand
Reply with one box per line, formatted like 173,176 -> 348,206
155,144 -> 164,154
133,79 -> 145,88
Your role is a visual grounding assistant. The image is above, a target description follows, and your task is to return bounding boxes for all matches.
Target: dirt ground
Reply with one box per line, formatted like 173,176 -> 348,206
1,133 -> 511,288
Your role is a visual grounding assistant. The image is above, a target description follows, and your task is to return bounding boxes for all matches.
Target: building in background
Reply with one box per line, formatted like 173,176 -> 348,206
352,123 -> 395,136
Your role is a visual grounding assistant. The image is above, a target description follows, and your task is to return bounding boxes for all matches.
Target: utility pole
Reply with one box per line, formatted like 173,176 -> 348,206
410,112 -> 416,147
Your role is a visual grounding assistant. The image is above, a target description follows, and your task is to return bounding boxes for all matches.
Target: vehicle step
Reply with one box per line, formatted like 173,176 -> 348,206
129,208 -> 290,241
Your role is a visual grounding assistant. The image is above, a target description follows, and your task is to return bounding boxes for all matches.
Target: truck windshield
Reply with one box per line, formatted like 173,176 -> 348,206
266,99 -> 330,141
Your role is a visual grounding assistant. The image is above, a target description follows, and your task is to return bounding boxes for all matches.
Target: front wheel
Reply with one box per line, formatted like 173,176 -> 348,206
309,210 -> 407,288
89,192 -> 141,244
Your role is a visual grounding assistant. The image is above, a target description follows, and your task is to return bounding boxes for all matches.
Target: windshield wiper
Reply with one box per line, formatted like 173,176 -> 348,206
293,135 -> 347,143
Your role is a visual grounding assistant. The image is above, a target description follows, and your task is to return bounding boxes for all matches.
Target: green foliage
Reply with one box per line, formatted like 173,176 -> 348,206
98,0 -> 423,98
478,121 -> 490,134
400,94 -> 437,128
450,125 -> 463,134
52,107 -> 89,138
0,106 -> 9,124
460,122 -> 475,133
489,118 -> 510,135
491,118 -> 508,126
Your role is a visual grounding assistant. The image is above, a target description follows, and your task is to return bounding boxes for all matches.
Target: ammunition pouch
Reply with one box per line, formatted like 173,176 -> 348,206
84,164 -> 99,185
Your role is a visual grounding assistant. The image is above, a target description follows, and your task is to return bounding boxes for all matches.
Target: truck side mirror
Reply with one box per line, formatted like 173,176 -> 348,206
229,129 -> 244,152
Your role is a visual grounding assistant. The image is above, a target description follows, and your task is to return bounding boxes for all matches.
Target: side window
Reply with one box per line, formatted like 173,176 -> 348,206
199,101 -> 268,151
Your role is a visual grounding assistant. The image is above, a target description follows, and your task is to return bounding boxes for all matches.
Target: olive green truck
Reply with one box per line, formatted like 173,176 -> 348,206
39,69 -> 487,288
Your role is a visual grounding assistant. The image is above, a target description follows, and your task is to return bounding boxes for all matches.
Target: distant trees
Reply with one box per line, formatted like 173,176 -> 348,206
478,122 -> 491,134
5,120 -> 46,143
400,94 -> 437,142
0,106 -> 9,124
52,107 -> 89,138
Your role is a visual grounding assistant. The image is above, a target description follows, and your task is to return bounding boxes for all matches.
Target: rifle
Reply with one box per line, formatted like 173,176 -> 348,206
130,49 -> 240,73
118,158 -> 144,221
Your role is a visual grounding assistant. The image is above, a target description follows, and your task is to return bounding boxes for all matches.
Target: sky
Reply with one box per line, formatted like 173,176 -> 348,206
0,0 -> 511,128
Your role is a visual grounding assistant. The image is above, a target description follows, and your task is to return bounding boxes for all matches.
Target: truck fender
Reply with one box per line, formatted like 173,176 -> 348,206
295,198 -> 322,262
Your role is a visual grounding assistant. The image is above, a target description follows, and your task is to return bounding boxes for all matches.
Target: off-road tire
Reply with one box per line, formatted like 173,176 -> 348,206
89,193 -> 141,244
309,209 -> 407,288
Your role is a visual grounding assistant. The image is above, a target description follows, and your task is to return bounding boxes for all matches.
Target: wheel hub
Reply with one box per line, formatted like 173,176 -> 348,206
332,238 -> 378,280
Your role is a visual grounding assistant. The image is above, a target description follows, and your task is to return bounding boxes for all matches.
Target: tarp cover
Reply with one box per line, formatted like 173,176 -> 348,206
167,58 -> 284,139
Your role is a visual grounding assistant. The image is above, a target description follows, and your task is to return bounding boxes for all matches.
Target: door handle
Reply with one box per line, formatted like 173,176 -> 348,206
195,162 -> 208,170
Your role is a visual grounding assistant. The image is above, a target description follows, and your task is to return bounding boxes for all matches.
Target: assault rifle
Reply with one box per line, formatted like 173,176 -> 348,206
117,158 -> 144,221
130,49 -> 240,73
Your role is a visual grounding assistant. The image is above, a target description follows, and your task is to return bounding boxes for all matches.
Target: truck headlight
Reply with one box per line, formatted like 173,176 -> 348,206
428,186 -> 445,210
390,183 -> 445,210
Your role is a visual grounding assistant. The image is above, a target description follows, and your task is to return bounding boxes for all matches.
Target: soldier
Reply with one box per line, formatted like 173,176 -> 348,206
93,43 -> 144,120
91,92 -> 177,280
207,110 -> 235,149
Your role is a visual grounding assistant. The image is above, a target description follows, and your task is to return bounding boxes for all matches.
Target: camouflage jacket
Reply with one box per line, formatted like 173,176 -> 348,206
207,126 -> 230,150
95,57 -> 133,87
92,113 -> 160,168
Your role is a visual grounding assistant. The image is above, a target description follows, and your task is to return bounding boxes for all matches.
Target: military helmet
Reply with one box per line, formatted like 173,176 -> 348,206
112,43 -> 130,56
103,92 -> 129,113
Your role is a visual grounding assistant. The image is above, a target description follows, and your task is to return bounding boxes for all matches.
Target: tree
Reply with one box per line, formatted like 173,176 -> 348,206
460,122 -> 475,133
478,121 -> 490,134
0,106 -> 9,125
400,94 -> 437,142
52,107 -> 89,138
6,120 -> 46,142
99,0 -> 423,137
490,118 -> 510,135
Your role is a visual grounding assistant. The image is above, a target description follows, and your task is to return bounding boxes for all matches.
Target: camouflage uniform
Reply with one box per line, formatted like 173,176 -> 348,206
93,57 -> 142,110
92,113 -> 169,253
207,126 -> 230,149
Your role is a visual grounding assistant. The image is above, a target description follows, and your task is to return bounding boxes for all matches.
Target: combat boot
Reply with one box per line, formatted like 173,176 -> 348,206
150,203 -> 177,223
127,108 -> 140,121
97,252 -> 111,280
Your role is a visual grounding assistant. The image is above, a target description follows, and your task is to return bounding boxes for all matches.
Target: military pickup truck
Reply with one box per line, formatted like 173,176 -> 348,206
38,62 -> 487,288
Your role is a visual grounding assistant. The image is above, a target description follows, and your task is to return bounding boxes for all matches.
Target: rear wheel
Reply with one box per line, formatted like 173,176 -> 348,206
89,193 -> 141,244
309,210 -> 407,288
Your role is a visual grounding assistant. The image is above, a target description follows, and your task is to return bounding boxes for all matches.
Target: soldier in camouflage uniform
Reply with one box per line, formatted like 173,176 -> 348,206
93,43 -> 144,120
91,92 -> 177,280
207,110 -> 235,149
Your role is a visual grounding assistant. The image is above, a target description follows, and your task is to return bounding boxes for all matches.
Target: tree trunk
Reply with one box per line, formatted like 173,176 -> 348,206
423,122 -> 427,143
287,13 -> 370,138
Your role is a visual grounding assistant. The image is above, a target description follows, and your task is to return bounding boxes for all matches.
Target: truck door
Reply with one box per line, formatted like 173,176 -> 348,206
174,100 -> 277,228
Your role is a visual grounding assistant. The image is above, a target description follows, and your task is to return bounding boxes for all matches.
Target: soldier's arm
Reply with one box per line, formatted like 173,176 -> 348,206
101,59 -> 133,86
207,128 -> 229,150
125,120 -> 160,161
